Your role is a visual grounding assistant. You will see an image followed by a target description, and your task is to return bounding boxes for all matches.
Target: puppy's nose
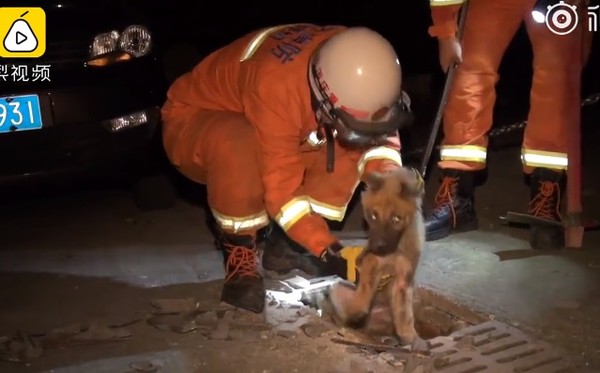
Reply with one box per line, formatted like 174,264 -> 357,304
376,240 -> 386,250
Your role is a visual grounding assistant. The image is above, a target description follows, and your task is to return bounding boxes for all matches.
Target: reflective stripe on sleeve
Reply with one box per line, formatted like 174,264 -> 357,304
211,209 -> 270,233
440,145 -> 487,163
240,24 -> 302,62
521,149 -> 568,170
430,0 -> 466,6
357,147 -> 403,176
275,196 -> 312,231
308,197 -> 346,222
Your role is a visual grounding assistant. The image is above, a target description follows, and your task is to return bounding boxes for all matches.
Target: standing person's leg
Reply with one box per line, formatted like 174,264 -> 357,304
164,109 -> 270,313
523,10 -> 583,250
425,0 -> 525,241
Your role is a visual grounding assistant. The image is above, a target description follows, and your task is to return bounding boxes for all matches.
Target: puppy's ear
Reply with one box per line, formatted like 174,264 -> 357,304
364,172 -> 384,192
400,168 -> 425,199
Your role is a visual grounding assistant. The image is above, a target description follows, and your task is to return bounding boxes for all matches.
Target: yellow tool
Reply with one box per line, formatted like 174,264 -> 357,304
339,246 -> 364,283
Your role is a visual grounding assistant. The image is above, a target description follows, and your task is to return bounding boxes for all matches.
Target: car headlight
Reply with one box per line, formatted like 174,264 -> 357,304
90,30 -> 120,58
88,25 -> 152,60
119,25 -> 152,58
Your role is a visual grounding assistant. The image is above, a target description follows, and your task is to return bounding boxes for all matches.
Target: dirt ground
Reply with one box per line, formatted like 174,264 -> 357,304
0,272 -> 408,373
0,252 -> 473,373
1,141 -> 599,372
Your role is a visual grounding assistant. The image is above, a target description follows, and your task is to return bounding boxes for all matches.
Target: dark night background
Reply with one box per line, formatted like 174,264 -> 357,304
0,2 -> 599,371
4,0 -> 599,193
163,0 -> 600,163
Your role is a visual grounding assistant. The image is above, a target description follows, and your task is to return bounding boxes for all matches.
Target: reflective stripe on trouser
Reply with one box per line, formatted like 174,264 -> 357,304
438,1 -> 580,172
430,0 -> 466,6
212,209 -> 270,233
521,149 -> 568,171
357,146 -> 403,176
440,145 -> 487,164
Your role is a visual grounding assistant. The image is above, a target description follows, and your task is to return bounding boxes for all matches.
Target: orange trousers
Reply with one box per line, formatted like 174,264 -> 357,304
163,109 -> 270,234
162,108 -> 363,237
439,0 -> 584,173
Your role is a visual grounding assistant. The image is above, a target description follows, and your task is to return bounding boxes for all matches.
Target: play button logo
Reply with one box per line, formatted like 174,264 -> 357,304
3,18 -> 38,53
16,31 -> 28,45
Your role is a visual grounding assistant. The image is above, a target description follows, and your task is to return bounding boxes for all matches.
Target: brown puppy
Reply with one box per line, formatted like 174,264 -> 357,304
327,167 -> 428,351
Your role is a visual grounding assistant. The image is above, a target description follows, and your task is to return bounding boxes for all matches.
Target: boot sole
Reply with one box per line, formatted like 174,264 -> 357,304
262,268 -> 320,281
220,294 -> 265,313
261,256 -> 323,277
262,264 -> 321,277
530,226 -> 565,251
426,219 -> 479,242
530,242 -> 564,250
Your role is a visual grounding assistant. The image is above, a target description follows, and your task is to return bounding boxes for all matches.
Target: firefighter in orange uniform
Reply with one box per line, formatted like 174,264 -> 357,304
161,25 -> 413,313
425,0 -> 586,250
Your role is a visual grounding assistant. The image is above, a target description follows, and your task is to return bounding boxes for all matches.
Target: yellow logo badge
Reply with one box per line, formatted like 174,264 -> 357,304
0,7 -> 46,58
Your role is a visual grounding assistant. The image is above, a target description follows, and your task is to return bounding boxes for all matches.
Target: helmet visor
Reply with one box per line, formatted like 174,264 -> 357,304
331,99 -> 414,137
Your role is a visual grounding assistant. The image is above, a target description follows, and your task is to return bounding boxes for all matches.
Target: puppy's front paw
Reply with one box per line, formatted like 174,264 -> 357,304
345,309 -> 369,328
328,284 -> 368,327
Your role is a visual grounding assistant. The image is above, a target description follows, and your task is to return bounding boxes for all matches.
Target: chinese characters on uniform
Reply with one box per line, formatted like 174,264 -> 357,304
269,25 -> 337,63
0,65 -> 51,82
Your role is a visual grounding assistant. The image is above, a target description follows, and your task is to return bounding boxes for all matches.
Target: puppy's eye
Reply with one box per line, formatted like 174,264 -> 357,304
391,215 -> 402,224
370,212 -> 377,220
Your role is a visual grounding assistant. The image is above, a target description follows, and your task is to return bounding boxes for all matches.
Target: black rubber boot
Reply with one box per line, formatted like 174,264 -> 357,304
528,168 -> 565,250
219,233 -> 265,313
260,223 -> 324,277
425,169 -> 478,241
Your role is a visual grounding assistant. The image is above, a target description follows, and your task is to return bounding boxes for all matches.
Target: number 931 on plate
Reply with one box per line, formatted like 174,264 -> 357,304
0,94 -> 43,134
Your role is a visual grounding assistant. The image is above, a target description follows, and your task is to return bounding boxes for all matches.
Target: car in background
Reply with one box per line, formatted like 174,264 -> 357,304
0,0 -> 183,210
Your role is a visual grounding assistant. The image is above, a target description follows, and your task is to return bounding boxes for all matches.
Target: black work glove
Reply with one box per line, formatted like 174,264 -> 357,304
320,242 -> 364,283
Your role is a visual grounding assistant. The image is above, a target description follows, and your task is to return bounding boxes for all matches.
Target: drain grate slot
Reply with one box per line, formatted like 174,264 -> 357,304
451,365 -> 489,373
473,332 -> 511,347
495,346 -> 546,363
430,341 -> 446,349
424,321 -> 576,372
434,352 -> 489,373
434,349 -> 459,358
453,325 -> 496,339
435,356 -> 472,369
443,362 -> 489,373
513,354 -> 564,372
528,360 -> 574,373
480,337 -> 528,355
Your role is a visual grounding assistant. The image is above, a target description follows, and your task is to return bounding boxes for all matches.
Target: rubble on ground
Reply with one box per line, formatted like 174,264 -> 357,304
0,277 -> 580,372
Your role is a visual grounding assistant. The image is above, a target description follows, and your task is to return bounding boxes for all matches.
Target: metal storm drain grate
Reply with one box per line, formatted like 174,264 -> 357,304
426,320 -> 573,372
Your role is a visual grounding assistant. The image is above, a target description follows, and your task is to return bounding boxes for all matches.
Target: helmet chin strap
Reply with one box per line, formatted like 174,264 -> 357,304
324,123 -> 335,173
309,64 -> 337,173
314,102 -> 337,173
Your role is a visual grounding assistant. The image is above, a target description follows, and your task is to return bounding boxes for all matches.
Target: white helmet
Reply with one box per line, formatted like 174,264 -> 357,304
309,27 -> 413,148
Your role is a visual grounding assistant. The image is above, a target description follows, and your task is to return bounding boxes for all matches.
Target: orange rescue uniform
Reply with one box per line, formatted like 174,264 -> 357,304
429,0 -> 586,173
161,24 -> 403,256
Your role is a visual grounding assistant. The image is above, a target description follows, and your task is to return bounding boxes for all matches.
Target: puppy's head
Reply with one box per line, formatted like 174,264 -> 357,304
360,167 -> 424,255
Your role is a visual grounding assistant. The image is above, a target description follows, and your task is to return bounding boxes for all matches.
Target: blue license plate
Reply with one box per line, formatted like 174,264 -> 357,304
0,94 -> 43,134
